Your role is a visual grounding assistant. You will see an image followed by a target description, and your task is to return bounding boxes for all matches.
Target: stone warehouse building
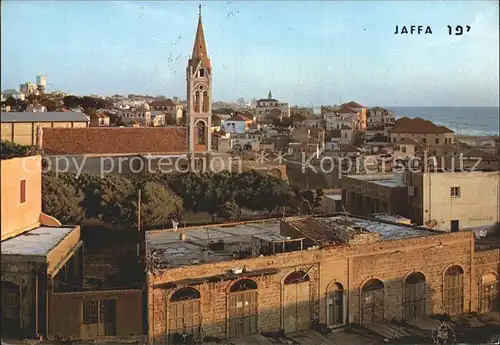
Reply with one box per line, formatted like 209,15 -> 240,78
145,215 -> 499,344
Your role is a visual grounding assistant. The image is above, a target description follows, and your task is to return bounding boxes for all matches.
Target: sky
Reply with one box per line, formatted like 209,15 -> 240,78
1,1 -> 499,107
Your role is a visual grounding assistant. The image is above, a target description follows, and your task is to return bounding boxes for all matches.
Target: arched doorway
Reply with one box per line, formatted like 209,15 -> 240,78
195,121 -> 206,145
443,265 -> 464,315
404,272 -> 427,320
283,271 -> 310,333
326,282 -> 344,327
479,272 -> 499,313
1,281 -> 20,337
228,279 -> 258,337
361,279 -> 385,324
168,287 -> 202,342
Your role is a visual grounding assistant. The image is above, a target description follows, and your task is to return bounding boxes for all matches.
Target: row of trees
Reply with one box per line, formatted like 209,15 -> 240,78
42,170 -> 325,229
62,95 -> 113,110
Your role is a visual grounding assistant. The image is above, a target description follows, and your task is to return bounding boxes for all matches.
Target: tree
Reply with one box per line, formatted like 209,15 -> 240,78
39,97 -> 59,111
1,140 -> 33,159
63,95 -> 81,109
139,181 -> 183,229
42,173 -> 85,224
98,175 -> 138,226
233,170 -> 291,216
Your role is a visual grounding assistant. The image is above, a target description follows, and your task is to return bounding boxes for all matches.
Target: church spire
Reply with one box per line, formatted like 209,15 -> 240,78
191,4 -> 211,70
268,90 -> 273,99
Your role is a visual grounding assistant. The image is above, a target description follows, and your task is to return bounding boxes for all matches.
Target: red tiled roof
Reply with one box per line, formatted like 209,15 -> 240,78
228,114 -> 249,122
343,101 -> 364,109
41,127 -> 187,155
391,118 -> 455,134
338,105 -> 358,114
150,99 -> 177,107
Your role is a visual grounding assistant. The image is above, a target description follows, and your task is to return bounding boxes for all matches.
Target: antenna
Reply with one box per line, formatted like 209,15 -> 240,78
341,203 -> 351,221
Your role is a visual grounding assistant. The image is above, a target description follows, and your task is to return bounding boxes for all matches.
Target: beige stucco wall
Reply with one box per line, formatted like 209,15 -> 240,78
1,155 -> 42,240
390,132 -> 455,145
1,122 -> 88,145
422,171 -> 500,231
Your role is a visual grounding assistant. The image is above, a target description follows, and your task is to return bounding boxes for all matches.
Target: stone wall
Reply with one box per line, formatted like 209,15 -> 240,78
146,229 -> 494,344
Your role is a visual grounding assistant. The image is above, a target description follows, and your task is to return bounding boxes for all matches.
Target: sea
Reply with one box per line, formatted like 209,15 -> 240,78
313,106 -> 499,137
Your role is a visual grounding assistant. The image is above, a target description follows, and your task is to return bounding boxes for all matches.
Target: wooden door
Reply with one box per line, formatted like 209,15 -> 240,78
362,289 -> 385,324
1,282 -> 20,336
228,291 -> 257,337
168,300 -> 202,339
328,290 -> 344,326
404,281 -> 426,320
283,282 -> 310,333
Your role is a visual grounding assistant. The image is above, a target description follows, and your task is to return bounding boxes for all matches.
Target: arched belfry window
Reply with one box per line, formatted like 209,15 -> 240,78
202,91 -> 209,113
194,91 -> 200,113
196,121 -> 206,145
199,68 -> 205,77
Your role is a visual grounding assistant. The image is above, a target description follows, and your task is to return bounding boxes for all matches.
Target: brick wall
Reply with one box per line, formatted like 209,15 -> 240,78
146,229 -> 493,344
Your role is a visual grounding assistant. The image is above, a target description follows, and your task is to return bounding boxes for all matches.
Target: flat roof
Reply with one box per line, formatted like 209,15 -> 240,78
349,174 -> 400,188
1,112 -> 89,123
1,226 -> 75,257
325,194 -> 342,201
146,220 -> 281,268
351,218 -> 434,240
147,215 -> 438,269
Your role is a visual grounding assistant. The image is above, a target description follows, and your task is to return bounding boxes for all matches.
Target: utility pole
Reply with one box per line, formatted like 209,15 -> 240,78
137,189 -> 142,258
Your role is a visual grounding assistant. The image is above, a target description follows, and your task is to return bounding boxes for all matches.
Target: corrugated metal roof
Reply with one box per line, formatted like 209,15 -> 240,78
0,112 -> 89,123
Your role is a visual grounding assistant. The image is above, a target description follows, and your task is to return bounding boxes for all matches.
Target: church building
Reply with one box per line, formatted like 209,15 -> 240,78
186,5 -> 212,156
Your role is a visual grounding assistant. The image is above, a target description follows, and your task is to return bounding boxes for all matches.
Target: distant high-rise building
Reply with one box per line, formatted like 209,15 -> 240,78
36,75 -> 47,94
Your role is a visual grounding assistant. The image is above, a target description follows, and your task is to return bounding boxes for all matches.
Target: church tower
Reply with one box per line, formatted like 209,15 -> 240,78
187,5 -> 212,155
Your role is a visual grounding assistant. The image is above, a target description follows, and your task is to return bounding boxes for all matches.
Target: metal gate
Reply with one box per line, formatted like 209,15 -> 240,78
361,279 -> 385,325
404,273 -> 427,320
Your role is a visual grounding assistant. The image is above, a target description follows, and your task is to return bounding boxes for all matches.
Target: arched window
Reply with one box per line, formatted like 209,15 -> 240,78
195,121 -> 206,145
404,272 -> 427,320
284,271 -> 310,284
229,279 -> 258,336
444,265 -> 464,315
327,282 -> 344,327
170,287 -> 201,302
230,279 -> 257,293
479,272 -> 499,313
202,91 -> 209,113
168,288 -> 201,341
199,68 -> 205,77
194,91 -> 200,112
361,279 -> 385,324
